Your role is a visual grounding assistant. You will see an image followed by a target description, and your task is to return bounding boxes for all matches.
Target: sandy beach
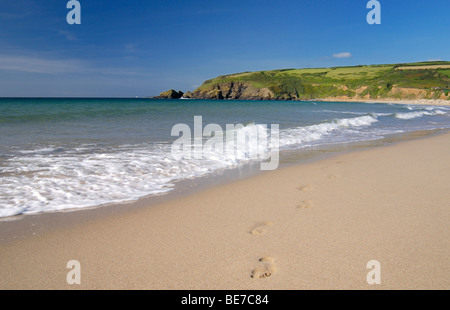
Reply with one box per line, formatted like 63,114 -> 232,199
0,131 -> 449,290
316,98 -> 450,107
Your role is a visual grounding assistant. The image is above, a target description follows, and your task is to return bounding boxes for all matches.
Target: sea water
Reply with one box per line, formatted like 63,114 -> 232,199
0,98 -> 449,217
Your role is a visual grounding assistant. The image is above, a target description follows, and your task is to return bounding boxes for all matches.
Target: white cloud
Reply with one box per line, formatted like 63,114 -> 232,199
0,54 -> 86,74
332,52 -> 352,59
0,53 -> 152,78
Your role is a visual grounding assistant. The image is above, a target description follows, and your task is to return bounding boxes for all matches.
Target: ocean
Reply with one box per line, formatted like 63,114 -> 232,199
0,98 -> 449,218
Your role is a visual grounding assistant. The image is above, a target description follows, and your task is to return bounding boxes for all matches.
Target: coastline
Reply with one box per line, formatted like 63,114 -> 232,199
312,98 -> 450,106
1,130 -> 449,289
173,97 -> 450,106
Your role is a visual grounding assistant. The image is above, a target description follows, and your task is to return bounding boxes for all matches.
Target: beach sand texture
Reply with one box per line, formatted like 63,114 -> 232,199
0,132 -> 449,289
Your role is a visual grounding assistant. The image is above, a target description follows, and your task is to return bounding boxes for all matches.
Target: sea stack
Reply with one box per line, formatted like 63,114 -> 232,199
155,89 -> 184,99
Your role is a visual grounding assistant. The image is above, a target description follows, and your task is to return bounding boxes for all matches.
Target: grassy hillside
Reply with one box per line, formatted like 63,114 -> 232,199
190,61 -> 450,101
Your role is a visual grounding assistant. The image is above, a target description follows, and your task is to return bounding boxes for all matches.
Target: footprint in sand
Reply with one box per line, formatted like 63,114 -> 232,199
250,256 -> 277,279
327,174 -> 338,180
251,257 -> 277,279
297,185 -> 314,192
297,200 -> 313,209
249,222 -> 273,235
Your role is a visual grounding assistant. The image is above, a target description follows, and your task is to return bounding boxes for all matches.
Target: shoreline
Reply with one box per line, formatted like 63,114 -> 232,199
1,130 -> 449,289
168,97 -> 450,107
0,128 -> 443,242
312,98 -> 450,106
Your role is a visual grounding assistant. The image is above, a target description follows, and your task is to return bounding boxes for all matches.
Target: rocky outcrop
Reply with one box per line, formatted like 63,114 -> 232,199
182,91 -> 194,98
154,89 -> 184,99
191,82 -> 275,100
156,83 -> 448,102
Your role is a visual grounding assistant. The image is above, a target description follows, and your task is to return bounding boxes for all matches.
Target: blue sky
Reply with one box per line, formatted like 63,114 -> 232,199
0,0 -> 449,97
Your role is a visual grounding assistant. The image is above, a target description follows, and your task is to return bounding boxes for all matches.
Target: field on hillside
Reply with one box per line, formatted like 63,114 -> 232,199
197,61 -> 450,100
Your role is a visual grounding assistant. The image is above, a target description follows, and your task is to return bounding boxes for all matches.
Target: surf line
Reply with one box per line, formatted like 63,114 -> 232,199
171,115 -> 280,171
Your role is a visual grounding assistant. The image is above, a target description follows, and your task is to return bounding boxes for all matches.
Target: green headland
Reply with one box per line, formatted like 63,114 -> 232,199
159,61 -> 450,101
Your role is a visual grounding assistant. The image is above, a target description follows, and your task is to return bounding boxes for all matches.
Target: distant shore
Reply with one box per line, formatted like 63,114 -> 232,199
313,98 -> 450,106
156,94 -> 450,107
1,130 -> 449,289
175,61 -> 450,102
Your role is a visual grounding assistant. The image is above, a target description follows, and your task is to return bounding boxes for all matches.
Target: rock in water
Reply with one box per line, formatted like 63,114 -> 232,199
182,91 -> 193,98
155,89 -> 184,99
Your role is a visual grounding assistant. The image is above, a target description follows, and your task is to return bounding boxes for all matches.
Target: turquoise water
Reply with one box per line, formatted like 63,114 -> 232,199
1,98 -> 449,217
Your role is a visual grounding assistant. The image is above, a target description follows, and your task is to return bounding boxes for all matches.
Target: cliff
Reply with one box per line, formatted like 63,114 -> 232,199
160,61 -> 450,101
185,81 -> 276,100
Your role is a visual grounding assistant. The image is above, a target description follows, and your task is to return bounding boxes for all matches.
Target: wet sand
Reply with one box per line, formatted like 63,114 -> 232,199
0,132 -> 449,289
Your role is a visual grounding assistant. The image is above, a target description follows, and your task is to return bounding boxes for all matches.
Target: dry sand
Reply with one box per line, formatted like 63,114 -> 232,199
0,132 -> 449,290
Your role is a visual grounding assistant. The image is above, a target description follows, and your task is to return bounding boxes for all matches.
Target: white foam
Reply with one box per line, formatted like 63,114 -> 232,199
320,110 -> 368,115
2,111 -> 445,219
432,110 -> 447,115
372,112 -> 393,117
395,109 -> 447,120
279,115 -> 378,148
0,124 -> 279,217
0,145 -> 217,217
395,111 -> 427,120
